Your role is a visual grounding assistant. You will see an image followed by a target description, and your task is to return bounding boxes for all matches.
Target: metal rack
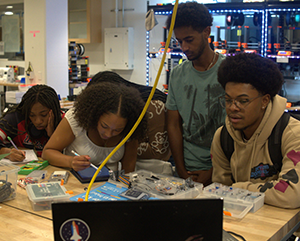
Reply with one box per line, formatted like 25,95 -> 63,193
146,2 -> 300,102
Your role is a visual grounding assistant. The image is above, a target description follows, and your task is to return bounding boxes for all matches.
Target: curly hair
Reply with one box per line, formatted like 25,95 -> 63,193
1,84 -> 62,137
87,71 -> 167,103
218,53 -> 284,98
165,2 -> 213,32
73,82 -> 147,141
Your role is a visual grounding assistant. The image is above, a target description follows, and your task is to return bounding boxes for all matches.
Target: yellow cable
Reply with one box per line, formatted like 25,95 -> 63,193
85,0 -> 179,201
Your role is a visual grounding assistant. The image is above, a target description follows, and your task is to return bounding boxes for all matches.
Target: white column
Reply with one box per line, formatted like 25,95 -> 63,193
24,0 -> 68,98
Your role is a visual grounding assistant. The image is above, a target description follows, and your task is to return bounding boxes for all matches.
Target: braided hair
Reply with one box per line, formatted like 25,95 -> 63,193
1,84 -> 62,140
87,71 -> 167,103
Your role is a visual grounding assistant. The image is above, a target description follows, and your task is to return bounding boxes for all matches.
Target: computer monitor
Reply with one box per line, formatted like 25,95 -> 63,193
52,198 -> 223,241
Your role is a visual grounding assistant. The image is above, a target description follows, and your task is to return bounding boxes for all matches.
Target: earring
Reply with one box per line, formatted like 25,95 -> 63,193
262,106 -> 265,109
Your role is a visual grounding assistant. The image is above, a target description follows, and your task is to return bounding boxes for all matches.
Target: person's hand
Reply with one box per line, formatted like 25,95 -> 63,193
8,148 -> 26,162
177,168 -> 191,179
45,110 -> 54,137
187,168 -> 213,186
71,155 -> 92,171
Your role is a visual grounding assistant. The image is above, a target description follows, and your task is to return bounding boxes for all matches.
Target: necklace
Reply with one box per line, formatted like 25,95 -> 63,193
205,52 -> 216,71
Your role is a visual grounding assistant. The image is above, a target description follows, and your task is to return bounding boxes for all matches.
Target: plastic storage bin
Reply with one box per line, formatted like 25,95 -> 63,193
26,182 -> 70,211
0,163 -> 20,202
26,170 -> 47,183
223,200 -> 253,219
203,182 -> 265,218
127,170 -> 203,199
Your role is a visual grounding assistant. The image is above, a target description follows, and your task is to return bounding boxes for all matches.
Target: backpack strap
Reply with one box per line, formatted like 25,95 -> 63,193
220,124 -> 234,161
268,112 -> 290,172
220,125 -> 235,183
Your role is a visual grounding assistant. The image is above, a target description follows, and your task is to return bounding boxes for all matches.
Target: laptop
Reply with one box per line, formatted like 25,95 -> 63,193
52,198 -> 223,241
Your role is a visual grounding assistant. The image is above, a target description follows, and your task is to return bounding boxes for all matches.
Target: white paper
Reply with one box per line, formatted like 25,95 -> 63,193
0,150 -> 38,164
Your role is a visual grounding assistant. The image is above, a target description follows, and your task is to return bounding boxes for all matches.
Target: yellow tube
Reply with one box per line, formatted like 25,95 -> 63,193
85,0 -> 179,201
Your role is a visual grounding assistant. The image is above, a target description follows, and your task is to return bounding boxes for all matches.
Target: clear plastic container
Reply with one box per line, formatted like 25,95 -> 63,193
223,200 -> 253,219
26,170 -> 47,183
0,163 -> 20,202
127,170 -> 203,199
26,182 -> 70,211
203,182 -> 265,215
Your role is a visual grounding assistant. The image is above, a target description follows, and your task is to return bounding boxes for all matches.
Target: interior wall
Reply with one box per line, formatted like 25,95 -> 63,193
45,0 -> 68,97
24,0 -> 68,98
24,0 -> 46,85
83,0 -> 147,86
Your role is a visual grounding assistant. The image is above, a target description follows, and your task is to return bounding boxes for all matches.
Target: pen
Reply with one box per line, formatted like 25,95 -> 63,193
7,136 -> 19,150
96,190 -> 121,199
71,150 -> 98,170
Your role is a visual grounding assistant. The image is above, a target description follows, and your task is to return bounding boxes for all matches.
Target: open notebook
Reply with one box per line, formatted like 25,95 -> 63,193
52,198 -> 223,241
0,150 -> 38,164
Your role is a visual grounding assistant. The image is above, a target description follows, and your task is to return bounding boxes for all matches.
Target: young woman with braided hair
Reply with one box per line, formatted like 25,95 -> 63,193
0,84 -> 64,161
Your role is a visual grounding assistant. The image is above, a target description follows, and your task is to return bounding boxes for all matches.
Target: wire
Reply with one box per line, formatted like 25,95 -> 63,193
227,231 -> 247,241
84,0 -> 180,201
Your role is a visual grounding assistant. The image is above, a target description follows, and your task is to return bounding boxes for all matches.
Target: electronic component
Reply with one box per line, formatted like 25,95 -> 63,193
27,170 -> 47,182
119,188 -> 150,200
48,171 -> 69,184
127,170 -> 202,199
18,170 -> 48,189
71,166 -> 110,184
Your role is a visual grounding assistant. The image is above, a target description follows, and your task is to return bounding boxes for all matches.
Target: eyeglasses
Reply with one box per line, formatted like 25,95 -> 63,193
219,95 -> 262,109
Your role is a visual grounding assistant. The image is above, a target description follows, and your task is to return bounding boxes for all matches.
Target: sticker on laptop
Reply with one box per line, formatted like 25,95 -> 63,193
60,218 -> 90,241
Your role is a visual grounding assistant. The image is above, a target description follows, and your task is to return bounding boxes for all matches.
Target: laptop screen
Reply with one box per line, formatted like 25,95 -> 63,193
52,198 -> 223,241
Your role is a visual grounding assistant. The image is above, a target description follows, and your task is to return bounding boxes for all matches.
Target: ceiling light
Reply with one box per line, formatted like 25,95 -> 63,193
5,11 -> 13,15
6,6 -> 13,9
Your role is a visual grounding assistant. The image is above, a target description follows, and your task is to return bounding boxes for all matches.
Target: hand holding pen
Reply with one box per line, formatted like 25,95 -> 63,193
7,136 -> 26,162
71,150 -> 97,171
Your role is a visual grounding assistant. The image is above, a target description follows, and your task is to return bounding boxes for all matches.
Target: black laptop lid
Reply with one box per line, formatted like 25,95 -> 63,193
52,198 -> 223,241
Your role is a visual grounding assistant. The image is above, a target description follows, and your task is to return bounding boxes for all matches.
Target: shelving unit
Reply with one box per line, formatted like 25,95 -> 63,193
146,2 -> 300,103
68,0 -> 102,43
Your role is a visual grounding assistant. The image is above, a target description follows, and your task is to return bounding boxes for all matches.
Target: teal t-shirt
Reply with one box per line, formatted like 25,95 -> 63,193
166,54 -> 226,171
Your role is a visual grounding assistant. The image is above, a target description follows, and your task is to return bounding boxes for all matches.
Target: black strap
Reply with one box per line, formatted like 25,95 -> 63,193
268,112 -> 290,172
220,124 -> 234,161
220,125 -> 235,183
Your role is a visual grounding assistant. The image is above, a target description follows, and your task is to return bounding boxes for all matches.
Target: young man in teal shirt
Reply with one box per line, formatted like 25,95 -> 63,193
165,2 -> 226,185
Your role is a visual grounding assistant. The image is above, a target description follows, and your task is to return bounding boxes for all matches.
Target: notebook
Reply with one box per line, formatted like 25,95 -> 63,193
52,198 -> 223,241
0,150 -> 38,164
